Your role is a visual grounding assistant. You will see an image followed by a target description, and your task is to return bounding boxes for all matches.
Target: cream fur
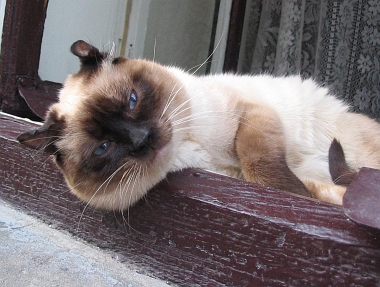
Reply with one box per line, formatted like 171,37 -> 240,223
156,69 -> 380,205
34,59 -> 380,210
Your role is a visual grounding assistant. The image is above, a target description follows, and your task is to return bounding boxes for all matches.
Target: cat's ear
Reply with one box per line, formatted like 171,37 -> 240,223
17,112 -> 65,155
70,40 -> 105,67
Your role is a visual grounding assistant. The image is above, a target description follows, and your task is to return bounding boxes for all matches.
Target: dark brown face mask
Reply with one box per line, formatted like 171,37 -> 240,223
17,110 -> 66,156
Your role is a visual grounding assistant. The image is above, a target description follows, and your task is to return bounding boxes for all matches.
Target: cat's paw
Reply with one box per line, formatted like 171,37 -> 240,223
304,181 -> 346,205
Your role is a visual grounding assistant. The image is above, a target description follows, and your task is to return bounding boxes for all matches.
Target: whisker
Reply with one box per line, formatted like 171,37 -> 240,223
169,109 -> 266,136
153,38 -> 157,63
160,32 -> 226,126
160,82 -> 184,120
120,164 -> 141,227
188,33 -> 223,76
333,172 -> 355,185
76,160 -> 131,231
186,60 -> 214,74
116,165 -> 138,231
164,92 -> 198,123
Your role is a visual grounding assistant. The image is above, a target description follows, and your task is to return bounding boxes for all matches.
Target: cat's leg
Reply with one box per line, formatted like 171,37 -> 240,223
235,105 -> 311,197
336,113 -> 380,171
302,180 -> 346,205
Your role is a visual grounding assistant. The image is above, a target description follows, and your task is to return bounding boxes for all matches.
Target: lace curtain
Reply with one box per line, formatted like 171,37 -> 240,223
238,0 -> 380,120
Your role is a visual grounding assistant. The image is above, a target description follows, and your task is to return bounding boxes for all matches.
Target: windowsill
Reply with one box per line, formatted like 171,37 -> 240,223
1,112 -> 379,285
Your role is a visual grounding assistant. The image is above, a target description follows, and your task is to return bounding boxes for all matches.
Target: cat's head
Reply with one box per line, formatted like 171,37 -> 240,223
18,40 -> 189,210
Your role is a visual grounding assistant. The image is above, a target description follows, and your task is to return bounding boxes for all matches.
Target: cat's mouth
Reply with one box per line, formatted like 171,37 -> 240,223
127,129 -> 155,158
128,143 -> 153,157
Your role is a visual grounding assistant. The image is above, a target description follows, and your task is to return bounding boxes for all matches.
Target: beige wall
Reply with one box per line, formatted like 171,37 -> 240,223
143,0 -> 216,74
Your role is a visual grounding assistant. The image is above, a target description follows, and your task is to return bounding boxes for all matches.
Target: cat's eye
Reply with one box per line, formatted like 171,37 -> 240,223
129,91 -> 137,110
93,141 -> 110,156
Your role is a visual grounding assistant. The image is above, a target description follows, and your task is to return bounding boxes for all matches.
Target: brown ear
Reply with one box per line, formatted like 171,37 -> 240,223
70,40 -> 105,67
17,113 -> 65,155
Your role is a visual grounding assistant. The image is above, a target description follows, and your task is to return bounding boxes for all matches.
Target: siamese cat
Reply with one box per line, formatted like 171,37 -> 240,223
17,40 -> 380,210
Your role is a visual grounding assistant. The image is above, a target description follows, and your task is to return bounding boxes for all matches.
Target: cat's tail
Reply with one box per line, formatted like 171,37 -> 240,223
328,138 -> 357,186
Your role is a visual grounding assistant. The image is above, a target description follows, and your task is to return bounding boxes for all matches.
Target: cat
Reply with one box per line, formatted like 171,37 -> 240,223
17,40 -> 380,211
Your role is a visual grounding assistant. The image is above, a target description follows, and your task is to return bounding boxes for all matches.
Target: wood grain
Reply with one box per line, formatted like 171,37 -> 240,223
1,113 -> 380,286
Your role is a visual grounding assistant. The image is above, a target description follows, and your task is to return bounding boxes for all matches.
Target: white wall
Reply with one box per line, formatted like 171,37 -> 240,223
39,0 -> 128,83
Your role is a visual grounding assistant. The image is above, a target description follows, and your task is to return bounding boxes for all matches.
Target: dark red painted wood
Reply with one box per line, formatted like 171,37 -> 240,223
344,167 -> 380,229
17,77 -> 62,119
1,113 -> 380,286
0,0 -> 48,117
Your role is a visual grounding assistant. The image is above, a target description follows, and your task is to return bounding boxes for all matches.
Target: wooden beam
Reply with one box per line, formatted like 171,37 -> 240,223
1,113 -> 379,286
223,0 -> 247,72
0,0 -> 48,117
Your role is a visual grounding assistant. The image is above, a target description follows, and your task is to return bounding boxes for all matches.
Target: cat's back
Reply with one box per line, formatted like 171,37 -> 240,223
198,73 -> 347,132
204,73 -> 342,110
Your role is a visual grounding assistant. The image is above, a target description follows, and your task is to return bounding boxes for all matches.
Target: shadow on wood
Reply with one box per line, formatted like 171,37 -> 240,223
1,113 -> 379,286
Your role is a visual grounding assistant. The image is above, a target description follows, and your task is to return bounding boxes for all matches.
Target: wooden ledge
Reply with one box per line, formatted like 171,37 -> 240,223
1,112 -> 379,286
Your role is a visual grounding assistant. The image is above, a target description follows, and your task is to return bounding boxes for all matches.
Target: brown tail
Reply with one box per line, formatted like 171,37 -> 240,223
328,139 -> 357,186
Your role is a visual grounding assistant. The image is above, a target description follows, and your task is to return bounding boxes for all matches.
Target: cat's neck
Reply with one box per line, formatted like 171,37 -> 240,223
164,67 -> 242,176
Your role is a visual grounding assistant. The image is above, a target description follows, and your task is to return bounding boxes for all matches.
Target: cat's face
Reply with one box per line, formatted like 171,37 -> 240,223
18,41 -> 189,210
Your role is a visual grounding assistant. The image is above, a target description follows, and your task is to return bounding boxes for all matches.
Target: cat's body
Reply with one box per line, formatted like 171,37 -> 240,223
18,40 -> 380,210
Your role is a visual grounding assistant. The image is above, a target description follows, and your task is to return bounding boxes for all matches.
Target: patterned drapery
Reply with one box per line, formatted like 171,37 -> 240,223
239,0 -> 380,119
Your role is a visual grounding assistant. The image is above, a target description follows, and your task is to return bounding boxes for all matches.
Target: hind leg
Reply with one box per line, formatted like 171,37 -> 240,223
235,105 -> 311,197
303,180 -> 346,205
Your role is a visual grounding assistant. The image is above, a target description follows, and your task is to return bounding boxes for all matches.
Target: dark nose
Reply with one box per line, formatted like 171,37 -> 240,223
129,127 -> 151,151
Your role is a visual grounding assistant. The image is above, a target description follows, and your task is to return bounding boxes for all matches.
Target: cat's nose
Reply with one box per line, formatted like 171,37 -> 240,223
129,127 -> 151,151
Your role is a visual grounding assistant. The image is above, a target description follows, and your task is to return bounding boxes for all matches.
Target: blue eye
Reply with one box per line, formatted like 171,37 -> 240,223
129,91 -> 137,110
93,142 -> 110,156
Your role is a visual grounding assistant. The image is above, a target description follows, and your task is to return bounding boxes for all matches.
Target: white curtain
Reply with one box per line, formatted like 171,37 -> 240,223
239,0 -> 380,119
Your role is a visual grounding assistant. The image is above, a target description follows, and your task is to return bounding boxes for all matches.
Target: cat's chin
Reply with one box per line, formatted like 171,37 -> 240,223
69,171 -> 160,211
73,187 -> 149,211
66,141 -> 174,211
